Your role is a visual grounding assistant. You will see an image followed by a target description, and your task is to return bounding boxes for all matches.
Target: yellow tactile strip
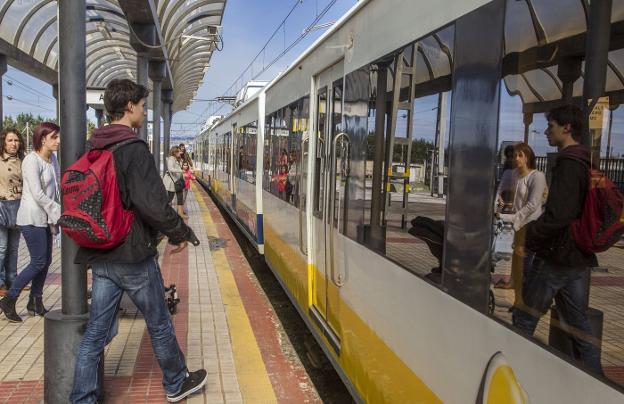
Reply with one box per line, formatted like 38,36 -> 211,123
193,183 -> 278,403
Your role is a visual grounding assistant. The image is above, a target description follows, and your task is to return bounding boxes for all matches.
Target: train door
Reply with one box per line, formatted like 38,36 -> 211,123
310,60 -> 344,352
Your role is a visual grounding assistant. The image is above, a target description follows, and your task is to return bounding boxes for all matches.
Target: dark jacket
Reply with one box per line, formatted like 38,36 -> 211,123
75,124 -> 195,264
525,144 -> 598,268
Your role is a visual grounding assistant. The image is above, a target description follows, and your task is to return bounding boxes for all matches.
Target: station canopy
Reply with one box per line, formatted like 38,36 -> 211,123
394,0 -> 624,113
0,0 -> 226,112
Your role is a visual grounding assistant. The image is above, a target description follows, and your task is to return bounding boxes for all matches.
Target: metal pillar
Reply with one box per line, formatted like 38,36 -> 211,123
136,55 -> 149,141
0,55 -> 6,131
45,1 -> 89,403
130,23 -> 155,143
557,58 -> 582,105
95,108 -> 104,128
441,0 -> 506,312
436,92 -> 448,197
162,90 -> 173,172
582,0 -> 612,156
149,61 -> 166,172
369,65 -> 387,233
522,112 -> 533,143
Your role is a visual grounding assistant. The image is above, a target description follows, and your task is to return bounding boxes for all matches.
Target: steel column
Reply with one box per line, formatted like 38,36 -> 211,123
45,1 -> 89,403
442,0 -> 506,313
149,62 -> 166,173
95,108 -> 104,128
582,0 -> 612,154
136,55 -> 149,141
162,90 -> 173,172
370,64 -> 387,233
0,55 -> 6,131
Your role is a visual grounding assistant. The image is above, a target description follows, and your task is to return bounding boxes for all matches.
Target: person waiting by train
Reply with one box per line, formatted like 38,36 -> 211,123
513,105 -> 602,375
182,162 -> 195,211
0,122 -> 61,322
0,128 -> 25,297
163,146 -> 187,219
179,143 -> 193,168
495,143 -> 547,313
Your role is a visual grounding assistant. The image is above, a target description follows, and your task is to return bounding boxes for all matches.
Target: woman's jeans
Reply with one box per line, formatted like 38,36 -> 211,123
70,256 -> 187,403
0,226 -> 20,288
8,225 -> 52,299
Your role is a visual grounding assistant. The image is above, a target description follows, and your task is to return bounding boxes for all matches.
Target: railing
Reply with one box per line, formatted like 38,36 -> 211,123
535,156 -> 624,192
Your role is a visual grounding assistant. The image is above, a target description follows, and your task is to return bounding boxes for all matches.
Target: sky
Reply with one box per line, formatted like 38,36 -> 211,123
1,0 -> 623,157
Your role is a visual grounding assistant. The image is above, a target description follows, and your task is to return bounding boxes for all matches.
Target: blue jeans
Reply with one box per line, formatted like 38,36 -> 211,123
0,226 -> 20,288
8,226 -> 52,299
70,256 -> 187,404
512,256 -> 602,374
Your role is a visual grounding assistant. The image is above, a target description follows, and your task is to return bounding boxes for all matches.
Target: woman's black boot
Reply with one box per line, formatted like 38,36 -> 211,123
0,296 -> 22,322
27,295 -> 48,317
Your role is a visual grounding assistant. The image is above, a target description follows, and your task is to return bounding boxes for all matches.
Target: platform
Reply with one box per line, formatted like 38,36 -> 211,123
0,184 -> 321,403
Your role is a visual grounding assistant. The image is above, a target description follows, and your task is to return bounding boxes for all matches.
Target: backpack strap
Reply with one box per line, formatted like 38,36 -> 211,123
107,138 -> 144,153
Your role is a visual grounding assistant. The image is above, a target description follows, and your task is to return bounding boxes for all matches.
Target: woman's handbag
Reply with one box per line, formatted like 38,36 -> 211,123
168,172 -> 185,193
0,199 -> 20,228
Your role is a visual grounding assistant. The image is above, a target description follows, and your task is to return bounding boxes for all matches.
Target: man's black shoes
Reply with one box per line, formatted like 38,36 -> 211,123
166,369 -> 208,402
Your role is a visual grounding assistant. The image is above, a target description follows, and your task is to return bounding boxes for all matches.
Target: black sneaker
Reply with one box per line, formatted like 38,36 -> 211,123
166,369 -> 208,402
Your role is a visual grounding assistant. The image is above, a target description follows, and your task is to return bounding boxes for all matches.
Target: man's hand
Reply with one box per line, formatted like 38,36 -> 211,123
171,241 -> 188,254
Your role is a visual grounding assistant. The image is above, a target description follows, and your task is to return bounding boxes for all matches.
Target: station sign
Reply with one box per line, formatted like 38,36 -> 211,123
589,96 -> 609,130
86,88 -> 106,109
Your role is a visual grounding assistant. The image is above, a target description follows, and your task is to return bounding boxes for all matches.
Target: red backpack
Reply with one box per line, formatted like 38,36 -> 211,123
58,140 -> 136,249
570,168 -> 624,253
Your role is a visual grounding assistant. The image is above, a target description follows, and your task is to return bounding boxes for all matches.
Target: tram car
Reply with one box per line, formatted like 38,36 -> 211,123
195,0 -> 624,402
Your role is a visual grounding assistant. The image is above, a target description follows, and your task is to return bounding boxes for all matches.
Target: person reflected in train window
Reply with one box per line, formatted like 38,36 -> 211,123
238,145 -> 247,179
513,105 -> 603,375
287,151 -> 298,204
495,143 -> 547,312
279,148 -> 288,168
496,146 -> 517,211
272,165 -> 288,199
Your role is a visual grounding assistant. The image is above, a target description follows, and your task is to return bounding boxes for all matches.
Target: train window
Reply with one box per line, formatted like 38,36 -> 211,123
263,115 -> 274,191
340,26 -> 454,281
265,96 -> 309,206
236,121 -> 258,183
490,0 -> 624,387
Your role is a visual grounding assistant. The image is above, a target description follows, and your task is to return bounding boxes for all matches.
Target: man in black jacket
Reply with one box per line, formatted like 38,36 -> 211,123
513,105 -> 602,375
70,80 -> 207,403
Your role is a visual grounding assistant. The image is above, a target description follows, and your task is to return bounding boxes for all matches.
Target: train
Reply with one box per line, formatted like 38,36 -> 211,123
193,0 -> 624,402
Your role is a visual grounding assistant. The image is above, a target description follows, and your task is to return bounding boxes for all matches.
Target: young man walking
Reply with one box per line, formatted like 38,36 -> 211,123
70,79 -> 207,403
513,105 -> 602,375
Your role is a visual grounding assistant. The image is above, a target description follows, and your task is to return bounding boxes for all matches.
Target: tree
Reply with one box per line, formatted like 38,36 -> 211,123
3,113 -> 95,149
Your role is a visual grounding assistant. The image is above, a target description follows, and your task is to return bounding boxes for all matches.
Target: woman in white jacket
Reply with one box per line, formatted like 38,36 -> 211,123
0,122 -> 60,322
163,146 -> 186,218
496,143 -> 547,312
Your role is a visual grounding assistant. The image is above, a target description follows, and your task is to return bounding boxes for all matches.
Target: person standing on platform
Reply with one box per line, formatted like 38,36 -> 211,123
164,146 -> 187,219
512,105 -> 602,375
0,128 -> 25,297
182,161 -> 195,212
70,79 -> 206,403
0,123 -> 61,322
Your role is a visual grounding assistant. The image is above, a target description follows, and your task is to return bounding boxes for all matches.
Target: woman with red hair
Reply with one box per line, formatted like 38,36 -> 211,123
0,122 -> 60,322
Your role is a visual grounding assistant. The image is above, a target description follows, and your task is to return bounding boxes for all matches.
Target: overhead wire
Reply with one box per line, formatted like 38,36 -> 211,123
191,0 -> 340,132
3,75 -> 55,101
189,0 -> 304,129
4,95 -> 56,113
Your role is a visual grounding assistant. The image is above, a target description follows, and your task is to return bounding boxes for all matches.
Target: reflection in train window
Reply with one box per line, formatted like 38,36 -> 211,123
490,0 -> 624,386
264,96 -> 309,206
236,121 -> 258,183
314,88 -> 328,217
341,26 -> 453,282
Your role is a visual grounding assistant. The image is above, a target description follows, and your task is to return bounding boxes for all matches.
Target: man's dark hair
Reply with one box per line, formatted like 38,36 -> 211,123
546,105 -> 583,142
104,79 -> 149,121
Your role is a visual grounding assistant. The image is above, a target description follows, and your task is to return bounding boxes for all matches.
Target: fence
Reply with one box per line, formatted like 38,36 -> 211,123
535,156 -> 624,192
